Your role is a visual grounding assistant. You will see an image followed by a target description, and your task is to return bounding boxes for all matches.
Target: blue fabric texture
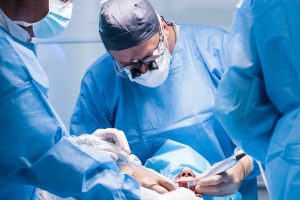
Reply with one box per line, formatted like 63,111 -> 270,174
0,26 -> 140,200
215,0 -> 300,199
71,24 -> 258,200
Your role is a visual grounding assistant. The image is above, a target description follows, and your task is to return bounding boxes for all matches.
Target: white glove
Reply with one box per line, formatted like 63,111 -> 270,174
140,187 -> 202,200
92,128 -> 131,154
69,134 -> 120,161
193,154 -> 253,197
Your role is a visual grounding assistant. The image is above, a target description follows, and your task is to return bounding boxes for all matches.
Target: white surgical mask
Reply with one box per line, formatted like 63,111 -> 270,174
126,49 -> 172,88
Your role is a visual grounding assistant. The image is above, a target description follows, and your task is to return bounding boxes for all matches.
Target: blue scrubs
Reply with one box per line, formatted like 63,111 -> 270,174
215,0 -> 300,199
0,25 -> 139,199
215,0 -> 281,162
71,24 -> 258,200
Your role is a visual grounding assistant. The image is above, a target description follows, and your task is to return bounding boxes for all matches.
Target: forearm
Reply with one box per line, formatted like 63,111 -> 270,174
0,85 -> 140,199
238,155 -> 254,178
24,137 -> 140,199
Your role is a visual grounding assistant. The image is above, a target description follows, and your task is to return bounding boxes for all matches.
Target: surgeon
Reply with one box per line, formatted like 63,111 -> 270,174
70,0 -> 259,199
214,0 -> 300,199
0,0 -> 196,199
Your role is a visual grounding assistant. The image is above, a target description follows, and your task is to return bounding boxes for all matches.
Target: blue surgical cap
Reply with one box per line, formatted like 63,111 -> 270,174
99,0 -> 160,51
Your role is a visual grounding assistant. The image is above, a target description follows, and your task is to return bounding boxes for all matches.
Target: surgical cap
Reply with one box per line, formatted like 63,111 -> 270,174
145,140 -> 211,181
99,0 -> 160,51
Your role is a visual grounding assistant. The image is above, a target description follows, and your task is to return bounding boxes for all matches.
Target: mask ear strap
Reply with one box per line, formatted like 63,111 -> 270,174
14,21 -> 34,27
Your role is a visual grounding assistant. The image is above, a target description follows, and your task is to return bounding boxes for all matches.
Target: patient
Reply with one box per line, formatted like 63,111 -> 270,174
175,167 -> 196,187
144,140 -> 242,200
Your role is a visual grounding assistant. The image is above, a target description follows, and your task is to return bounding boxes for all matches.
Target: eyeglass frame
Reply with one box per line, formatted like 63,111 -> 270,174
112,24 -> 167,79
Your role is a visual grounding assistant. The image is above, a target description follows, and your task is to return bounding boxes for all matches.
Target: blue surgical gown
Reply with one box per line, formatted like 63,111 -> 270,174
0,26 -> 140,199
71,24 -> 258,200
215,0 -> 300,199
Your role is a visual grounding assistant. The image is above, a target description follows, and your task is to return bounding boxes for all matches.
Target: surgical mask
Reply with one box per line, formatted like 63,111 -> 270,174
14,0 -> 72,39
33,0 -> 72,38
33,12 -> 71,38
14,20 -> 42,27
125,48 -> 172,88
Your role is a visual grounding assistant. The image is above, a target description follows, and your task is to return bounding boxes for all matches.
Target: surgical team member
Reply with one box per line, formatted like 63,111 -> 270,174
70,0 -> 258,199
0,0 -> 196,199
215,0 -> 300,199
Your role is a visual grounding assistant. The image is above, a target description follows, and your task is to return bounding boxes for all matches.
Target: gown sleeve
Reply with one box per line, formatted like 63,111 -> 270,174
0,34 -> 140,200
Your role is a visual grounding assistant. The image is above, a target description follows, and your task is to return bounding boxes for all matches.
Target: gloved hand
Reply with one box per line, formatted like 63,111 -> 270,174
69,134 -> 120,161
140,187 -> 202,200
92,128 -> 131,154
192,155 -> 253,196
121,165 -> 178,194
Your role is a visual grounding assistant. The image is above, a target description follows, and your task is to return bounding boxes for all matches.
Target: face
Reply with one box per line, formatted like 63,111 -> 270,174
21,0 -> 49,24
110,20 -> 171,76
111,33 -> 161,74
0,0 -> 49,22
174,167 -> 196,188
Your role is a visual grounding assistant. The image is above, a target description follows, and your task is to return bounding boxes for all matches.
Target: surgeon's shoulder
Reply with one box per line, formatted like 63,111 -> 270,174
81,53 -> 118,89
0,28 -> 30,62
0,29 -> 31,93
180,24 -> 227,46
0,27 -> 7,41
0,28 -> 14,55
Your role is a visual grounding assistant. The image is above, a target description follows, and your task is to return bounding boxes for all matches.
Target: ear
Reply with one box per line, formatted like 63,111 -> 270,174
161,18 -> 170,39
